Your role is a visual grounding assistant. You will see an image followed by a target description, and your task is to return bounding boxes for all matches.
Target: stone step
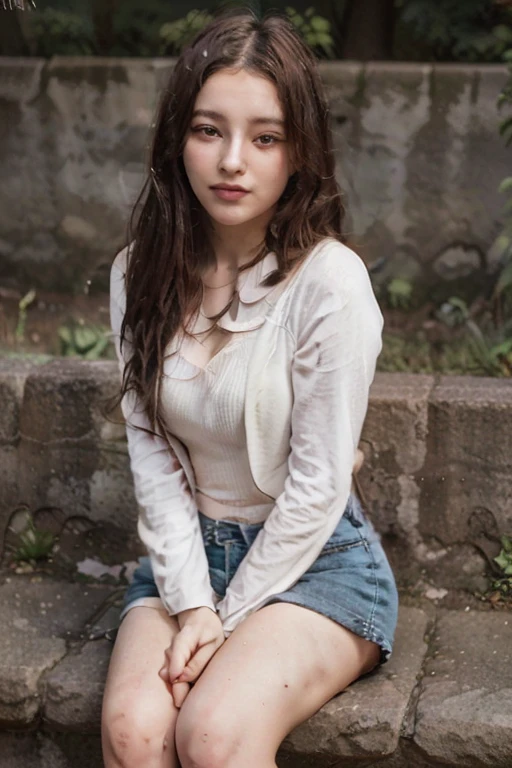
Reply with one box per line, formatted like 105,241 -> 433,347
0,574 -> 510,767
3,359 -> 512,596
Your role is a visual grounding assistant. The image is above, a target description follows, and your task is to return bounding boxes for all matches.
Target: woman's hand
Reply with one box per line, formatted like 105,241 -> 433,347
159,606 -> 225,708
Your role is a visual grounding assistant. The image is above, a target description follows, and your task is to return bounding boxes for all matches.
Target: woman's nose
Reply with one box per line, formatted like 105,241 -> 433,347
219,139 -> 247,174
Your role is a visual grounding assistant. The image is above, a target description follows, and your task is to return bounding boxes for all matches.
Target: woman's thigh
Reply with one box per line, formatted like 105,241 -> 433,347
101,606 -> 181,768
175,601 -> 380,765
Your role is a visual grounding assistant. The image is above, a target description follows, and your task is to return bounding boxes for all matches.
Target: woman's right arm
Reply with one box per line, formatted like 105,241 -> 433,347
110,251 -> 218,618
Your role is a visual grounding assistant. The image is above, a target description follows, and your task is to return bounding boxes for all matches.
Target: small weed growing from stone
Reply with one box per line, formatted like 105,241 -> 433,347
486,535 -> 512,606
12,517 -> 55,563
386,277 -> 414,310
15,289 -> 36,343
58,320 -> 109,359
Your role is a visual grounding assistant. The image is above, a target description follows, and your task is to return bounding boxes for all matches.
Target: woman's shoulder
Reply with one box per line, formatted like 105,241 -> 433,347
110,243 -> 134,309
289,237 -> 374,305
111,242 -> 133,278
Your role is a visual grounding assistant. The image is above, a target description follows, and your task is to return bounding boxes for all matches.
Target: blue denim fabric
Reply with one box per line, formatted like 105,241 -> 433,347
123,493 -> 398,663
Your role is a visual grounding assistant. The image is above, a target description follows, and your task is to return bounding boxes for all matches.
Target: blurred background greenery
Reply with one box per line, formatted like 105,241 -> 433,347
2,0 -> 512,376
1,0 -> 512,62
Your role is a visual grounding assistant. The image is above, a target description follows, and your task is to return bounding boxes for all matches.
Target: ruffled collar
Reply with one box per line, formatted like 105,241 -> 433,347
236,250 -> 279,304
165,250 -> 282,362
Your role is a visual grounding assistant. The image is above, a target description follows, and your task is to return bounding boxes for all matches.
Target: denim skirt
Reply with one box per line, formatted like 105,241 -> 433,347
121,492 -> 399,663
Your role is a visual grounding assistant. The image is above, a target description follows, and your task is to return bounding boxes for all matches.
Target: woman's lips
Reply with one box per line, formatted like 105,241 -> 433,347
211,187 -> 250,201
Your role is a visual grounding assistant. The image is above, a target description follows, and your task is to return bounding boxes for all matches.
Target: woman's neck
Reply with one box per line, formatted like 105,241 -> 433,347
210,212 -> 272,270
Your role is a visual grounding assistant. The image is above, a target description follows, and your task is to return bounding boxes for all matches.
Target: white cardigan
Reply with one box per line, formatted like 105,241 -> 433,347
110,237 -> 384,635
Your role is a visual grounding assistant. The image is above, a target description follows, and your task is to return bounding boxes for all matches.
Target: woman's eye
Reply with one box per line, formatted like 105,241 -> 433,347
192,126 -> 219,137
257,135 -> 279,146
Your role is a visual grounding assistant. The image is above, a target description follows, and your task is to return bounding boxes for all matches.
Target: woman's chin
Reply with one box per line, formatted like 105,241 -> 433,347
206,210 -> 257,229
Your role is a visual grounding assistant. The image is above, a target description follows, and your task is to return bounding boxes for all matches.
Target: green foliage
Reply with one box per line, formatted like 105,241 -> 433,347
58,321 -> 110,359
111,0 -> 179,57
285,6 -> 335,59
491,47 -> 512,320
378,332 -> 435,374
13,517 -> 55,563
377,328 -> 505,376
29,8 -> 95,56
397,0 -> 512,62
158,6 -> 334,58
160,10 -> 213,56
487,534 -> 512,603
436,298 -> 512,376
436,296 -> 470,327
495,535 -> 512,575
15,289 -> 36,343
386,277 -> 413,309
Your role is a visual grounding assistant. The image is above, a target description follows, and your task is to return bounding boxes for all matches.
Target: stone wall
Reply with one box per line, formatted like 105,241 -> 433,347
1,359 -> 511,592
0,58 -> 509,299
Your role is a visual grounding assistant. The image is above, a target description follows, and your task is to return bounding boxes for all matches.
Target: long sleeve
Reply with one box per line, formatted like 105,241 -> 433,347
110,252 -> 217,616
216,246 -> 383,634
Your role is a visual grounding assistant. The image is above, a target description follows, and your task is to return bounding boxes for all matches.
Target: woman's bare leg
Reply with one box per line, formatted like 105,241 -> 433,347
175,602 -> 380,768
101,606 -> 182,768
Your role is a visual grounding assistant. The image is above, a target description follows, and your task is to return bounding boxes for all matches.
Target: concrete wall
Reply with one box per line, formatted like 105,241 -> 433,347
0,59 -> 509,298
1,359 -> 511,592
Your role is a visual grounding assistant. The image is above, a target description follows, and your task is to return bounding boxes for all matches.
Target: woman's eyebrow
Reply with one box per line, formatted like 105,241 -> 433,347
192,109 -> 285,127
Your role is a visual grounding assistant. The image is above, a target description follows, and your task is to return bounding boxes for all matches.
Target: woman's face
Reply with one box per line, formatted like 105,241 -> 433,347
183,68 -> 294,233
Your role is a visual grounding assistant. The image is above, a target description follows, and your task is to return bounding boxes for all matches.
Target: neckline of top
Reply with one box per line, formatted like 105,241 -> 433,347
236,250 -> 279,305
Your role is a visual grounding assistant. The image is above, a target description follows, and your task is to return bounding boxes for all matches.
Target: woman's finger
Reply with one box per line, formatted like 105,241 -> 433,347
168,625 -> 199,682
171,680 -> 191,709
173,640 -> 218,683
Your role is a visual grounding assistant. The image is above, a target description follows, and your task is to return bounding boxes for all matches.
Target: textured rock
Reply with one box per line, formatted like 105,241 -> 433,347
361,373 -> 433,579
0,358 -> 34,553
0,579 -> 116,725
0,61 -> 509,295
280,606 -> 429,761
413,609 -> 512,767
420,376 -> 512,548
0,733 -> 67,768
0,732 -> 103,768
0,628 -> 65,724
17,359 -> 138,532
0,358 -> 33,445
433,245 -> 481,280
44,640 -> 112,731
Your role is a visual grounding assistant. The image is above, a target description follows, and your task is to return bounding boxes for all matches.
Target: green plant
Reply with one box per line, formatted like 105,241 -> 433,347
437,298 -> 512,376
397,0 -> 512,62
160,10 -> 213,56
13,517 -> 55,563
15,288 -> 36,343
386,277 -> 413,309
29,8 -> 95,56
491,48 -> 512,320
58,321 -> 110,359
495,534 -> 512,575
285,6 -> 335,58
469,330 -> 512,376
486,534 -> 512,603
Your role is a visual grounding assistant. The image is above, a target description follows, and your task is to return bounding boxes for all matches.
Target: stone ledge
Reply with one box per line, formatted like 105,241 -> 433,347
2,364 -> 512,593
0,577 -> 510,768
0,578 -> 119,727
413,610 -> 512,768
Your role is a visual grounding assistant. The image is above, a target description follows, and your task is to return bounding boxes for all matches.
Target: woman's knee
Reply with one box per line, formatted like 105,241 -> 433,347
175,697 -> 244,768
102,697 -> 178,768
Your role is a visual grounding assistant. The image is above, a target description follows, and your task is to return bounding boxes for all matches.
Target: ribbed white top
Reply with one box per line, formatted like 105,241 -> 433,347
160,335 -> 275,523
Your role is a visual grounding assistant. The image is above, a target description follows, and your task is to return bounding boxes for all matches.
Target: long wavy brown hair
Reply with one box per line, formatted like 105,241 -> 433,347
110,7 -> 347,434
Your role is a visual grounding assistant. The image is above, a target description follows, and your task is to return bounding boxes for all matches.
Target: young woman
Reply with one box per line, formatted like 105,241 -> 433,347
102,9 -> 398,768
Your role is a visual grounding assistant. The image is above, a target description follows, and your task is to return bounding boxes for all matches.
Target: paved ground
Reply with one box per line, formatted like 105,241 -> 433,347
0,573 -> 510,767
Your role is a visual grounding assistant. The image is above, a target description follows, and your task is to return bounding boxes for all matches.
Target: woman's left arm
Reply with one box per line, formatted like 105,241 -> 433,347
216,247 -> 384,635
